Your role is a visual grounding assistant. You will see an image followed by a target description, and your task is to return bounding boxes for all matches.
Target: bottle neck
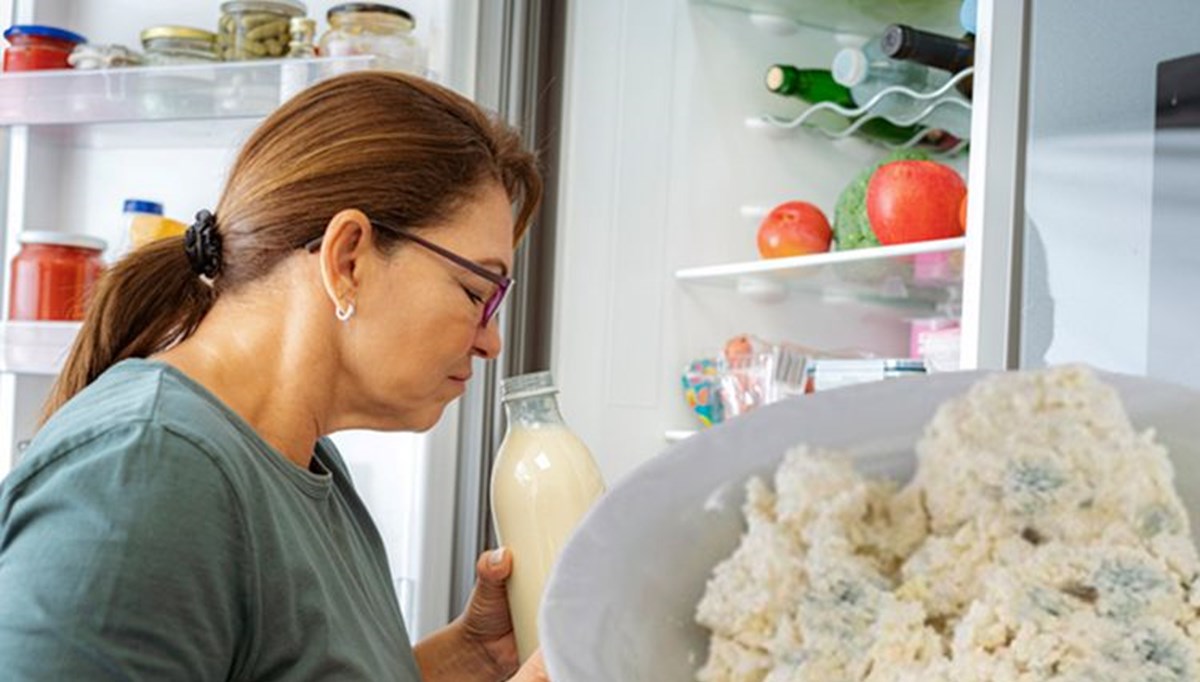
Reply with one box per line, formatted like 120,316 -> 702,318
503,393 -> 566,428
881,25 -> 974,73
766,66 -> 855,107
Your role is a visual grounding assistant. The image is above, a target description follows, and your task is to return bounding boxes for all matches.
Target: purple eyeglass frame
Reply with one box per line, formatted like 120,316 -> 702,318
304,224 -> 512,328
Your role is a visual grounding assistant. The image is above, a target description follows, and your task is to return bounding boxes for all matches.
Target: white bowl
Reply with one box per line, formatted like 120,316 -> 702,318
540,370 -> 1200,681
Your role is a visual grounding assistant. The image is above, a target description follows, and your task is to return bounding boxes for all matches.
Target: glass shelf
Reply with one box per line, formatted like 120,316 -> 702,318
693,0 -> 964,36
675,237 -> 964,310
0,321 -> 80,376
0,55 -> 376,127
665,430 -> 698,443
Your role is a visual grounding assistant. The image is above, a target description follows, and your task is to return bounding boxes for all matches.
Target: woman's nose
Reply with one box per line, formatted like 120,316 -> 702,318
473,317 -> 503,359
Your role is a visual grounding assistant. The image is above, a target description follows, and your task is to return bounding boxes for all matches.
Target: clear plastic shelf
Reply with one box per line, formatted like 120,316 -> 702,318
664,430 -> 698,443
749,68 -> 974,153
0,321 -> 81,375
676,237 -> 965,313
0,55 -> 378,127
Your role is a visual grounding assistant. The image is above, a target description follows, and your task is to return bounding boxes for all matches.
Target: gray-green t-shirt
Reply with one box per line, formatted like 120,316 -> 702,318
0,359 -> 423,681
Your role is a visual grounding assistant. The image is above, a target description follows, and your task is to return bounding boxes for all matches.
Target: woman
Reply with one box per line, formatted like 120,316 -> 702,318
0,71 -> 548,681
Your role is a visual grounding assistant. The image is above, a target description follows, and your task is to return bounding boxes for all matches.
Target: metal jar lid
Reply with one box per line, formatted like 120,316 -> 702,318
328,3 -> 415,26
18,231 -> 108,252
140,26 -> 218,45
220,0 -> 307,17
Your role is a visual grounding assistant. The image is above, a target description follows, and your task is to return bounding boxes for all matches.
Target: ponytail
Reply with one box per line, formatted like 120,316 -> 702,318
41,237 -> 216,422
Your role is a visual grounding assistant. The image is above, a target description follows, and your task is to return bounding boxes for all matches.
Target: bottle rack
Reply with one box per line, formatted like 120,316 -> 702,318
748,67 -> 974,153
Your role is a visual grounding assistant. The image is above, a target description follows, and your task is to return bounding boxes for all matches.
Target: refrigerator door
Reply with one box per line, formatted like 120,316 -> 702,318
1010,0 -> 1200,380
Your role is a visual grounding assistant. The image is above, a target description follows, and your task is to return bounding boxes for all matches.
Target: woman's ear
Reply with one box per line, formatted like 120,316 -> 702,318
317,209 -> 374,312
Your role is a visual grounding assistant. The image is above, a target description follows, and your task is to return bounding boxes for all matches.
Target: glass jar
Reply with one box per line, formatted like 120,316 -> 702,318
2,24 -> 87,72
218,0 -> 306,61
140,26 -> 219,66
318,3 -> 427,75
9,232 -> 107,321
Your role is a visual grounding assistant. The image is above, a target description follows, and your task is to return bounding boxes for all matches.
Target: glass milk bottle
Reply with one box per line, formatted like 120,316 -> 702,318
490,371 -> 605,663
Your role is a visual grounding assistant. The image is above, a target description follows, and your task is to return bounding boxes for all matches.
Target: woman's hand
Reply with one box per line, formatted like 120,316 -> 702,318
414,547 -> 551,680
459,548 -> 520,676
511,650 -> 550,681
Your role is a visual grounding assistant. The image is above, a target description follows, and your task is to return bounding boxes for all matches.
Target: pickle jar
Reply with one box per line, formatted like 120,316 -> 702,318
218,0 -> 306,61
140,26 -> 219,65
318,3 -> 427,74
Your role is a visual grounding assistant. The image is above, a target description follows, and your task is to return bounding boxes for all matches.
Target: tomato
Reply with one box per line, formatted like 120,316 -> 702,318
756,201 -> 832,259
959,192 -> 969,233
866,161 -> 967,245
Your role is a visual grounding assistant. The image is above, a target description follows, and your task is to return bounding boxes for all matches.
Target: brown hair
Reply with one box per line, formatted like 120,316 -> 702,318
42,71 -> 542,422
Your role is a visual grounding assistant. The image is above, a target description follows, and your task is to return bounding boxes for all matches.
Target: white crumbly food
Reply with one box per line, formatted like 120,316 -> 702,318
695,365 -> 1200,682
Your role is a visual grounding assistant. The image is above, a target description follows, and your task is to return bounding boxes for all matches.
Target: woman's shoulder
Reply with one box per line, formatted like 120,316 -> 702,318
12,360 -> 246,492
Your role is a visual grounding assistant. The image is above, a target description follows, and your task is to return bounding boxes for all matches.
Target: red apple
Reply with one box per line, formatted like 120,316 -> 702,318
756,201 -> 832,259
866,161 -> 967,245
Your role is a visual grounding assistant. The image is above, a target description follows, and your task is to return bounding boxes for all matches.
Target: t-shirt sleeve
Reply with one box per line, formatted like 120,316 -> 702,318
0,423 -> 251,680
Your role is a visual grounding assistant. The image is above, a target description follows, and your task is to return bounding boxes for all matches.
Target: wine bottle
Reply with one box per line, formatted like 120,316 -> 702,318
764,65 -> 931,146
880,24 -> 974,98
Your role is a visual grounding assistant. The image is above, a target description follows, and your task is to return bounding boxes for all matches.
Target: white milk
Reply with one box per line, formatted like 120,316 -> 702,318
491,388 -> 605,663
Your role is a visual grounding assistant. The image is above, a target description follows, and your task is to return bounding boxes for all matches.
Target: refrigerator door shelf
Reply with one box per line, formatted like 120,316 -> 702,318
675,237 -> 964,314
0,55 -> 376,127
692,0 -> 963,37
0,321 -> 81,376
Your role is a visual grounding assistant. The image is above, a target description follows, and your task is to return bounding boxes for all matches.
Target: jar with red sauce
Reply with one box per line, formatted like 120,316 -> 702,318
9,232 -> 107,321
2,25 -> 87,72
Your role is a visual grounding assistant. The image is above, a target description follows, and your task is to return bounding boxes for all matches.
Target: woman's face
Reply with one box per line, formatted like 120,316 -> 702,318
337,183 -> 516,431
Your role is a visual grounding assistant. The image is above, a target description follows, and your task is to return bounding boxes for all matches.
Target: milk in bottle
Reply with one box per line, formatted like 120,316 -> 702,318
490,371 -> 605,663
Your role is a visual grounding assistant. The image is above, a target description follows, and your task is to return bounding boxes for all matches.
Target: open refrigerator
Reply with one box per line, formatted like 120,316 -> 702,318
547,0 -> 1200,486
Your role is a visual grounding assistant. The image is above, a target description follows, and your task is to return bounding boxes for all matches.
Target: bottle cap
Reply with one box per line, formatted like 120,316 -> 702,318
501,371 -> 558,402
764,65 -> 788,92
123,199 -> 163,215
831,48 -> 868,87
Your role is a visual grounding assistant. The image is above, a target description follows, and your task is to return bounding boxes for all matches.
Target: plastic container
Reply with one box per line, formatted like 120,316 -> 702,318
218,0 -> 306,61
123,199 -> 186,250
2,25 -> 87,72
491,371 -> 605,664
318,3 -> 427,74
832,41 -> 971,139
9,231 -> 107,321
140,26 -> 219,65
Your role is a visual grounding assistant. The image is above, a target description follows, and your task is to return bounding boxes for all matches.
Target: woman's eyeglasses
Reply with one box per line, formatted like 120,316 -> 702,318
304,224 -> 512,328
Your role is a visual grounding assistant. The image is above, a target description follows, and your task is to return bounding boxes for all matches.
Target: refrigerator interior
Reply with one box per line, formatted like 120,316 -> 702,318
1017,0 -> 1200,387
551,0 -> 971,486
1,0 -> 472,640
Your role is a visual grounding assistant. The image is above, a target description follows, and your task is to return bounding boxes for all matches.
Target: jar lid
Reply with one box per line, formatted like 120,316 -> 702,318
123,199 -> 163,215
18,231 -> 108,252
3,24 -> 87,45
220,0 -> 307,16
328,3 -> 415,25
140,26 -> 217,45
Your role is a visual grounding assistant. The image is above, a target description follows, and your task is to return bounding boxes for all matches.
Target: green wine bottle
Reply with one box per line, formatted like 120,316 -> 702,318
765,64 -> 929,146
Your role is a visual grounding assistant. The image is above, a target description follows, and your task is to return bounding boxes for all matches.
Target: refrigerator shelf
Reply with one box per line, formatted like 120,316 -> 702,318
665,430 -> 698,443
0,55 -> 378,127
691,0 -> 964,36
747,69 -> 974,154
0,321 -> 81,376
675,237 -> 964,309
